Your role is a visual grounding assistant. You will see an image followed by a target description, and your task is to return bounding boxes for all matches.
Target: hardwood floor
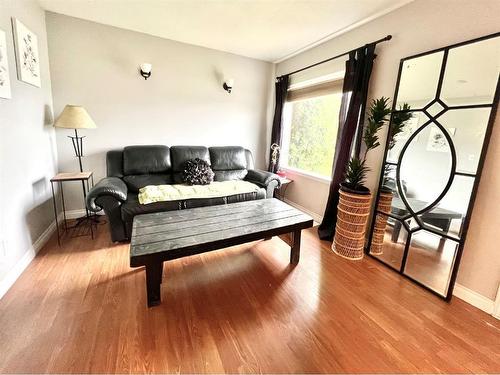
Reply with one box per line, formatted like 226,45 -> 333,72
0,224 -> 499,373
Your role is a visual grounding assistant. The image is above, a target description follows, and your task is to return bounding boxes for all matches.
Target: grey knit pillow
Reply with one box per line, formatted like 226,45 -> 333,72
182,158 -> 215,185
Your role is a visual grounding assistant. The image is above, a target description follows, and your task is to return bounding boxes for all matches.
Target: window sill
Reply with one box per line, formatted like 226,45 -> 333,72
280,167 -> 331,185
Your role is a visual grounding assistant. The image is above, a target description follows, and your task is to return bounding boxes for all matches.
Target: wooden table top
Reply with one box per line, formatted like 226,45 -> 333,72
51,171 -> 93,182
130,199 -> 313,263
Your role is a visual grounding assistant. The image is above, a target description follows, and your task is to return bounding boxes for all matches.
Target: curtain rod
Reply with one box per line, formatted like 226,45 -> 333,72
278,35 -> 392,78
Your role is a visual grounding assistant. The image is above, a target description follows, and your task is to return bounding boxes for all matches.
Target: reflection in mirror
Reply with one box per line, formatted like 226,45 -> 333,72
442,37 -> 500,106
387,111 -> 429,163
396,51 -> 444,109
404,231 -> 459,296
426,101 -> 446,117
370,214 -> 406,270
418,175 -> 474,239
406,218 -> 420,230
437,108 -> 491,174
399,123 -> 453,213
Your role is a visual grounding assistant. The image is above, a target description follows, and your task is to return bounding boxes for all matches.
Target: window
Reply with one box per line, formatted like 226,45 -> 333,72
281,79 -> 343,179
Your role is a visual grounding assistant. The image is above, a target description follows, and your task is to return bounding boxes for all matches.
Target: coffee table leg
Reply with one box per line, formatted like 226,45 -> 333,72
290,229 -> 301,264
145,262 -> 163,307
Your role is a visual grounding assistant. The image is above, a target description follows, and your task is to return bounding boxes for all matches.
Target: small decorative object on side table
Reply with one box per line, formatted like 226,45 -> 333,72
270,143 -> 280,173
50,171 -> 95,245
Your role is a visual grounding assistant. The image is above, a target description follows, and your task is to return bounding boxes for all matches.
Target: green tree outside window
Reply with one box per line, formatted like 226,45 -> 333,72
286,93 -> 342,177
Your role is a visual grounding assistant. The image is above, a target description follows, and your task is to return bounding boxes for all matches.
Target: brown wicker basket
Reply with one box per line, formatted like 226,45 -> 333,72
369,191 -> 393,255
336,217 -> 367,234
337,207 -> 370,224
332,189 -> 372,260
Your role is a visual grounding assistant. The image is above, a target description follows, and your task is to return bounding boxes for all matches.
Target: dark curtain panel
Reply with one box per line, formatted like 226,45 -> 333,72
317,44 -> 376,241
268,75 -> 290,172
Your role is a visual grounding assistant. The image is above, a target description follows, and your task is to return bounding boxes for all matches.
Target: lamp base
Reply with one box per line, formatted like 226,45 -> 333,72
74,214 -> 102,226
62,214 -> 102,239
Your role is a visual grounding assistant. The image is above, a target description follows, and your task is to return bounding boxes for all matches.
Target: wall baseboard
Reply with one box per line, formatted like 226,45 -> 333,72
453,283 -> 498,319
282,197 -> 323,224
493,284 -> 500,319
0,220 -> 57,300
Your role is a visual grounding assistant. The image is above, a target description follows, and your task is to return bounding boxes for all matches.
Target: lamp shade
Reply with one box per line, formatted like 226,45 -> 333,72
54,105 -> 97,129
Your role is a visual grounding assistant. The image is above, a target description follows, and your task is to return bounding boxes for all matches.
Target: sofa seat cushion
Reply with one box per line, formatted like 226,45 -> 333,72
123,174 -> 173,193
138,181 -> 262,204
121,195 -> 181,223
121,189 -> 266,224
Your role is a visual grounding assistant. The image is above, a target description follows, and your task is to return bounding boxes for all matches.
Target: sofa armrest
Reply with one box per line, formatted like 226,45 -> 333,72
245,169 -> 281,198
86,177 -> 128,212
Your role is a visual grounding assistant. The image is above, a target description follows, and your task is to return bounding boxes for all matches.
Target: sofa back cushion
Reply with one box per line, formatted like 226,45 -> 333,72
122,145 -> 172,192
106,145 -> 255,188
244,149 -> 255,170
123,145 -> 171,175
107,150 -> 124,178
170,146 -> 211,183
209,146 -> 248,181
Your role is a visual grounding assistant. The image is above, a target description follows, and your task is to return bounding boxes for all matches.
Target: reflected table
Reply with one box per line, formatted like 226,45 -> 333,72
390,197 -> 463,250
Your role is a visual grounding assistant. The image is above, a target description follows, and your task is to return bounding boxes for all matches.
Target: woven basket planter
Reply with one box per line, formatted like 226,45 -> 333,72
332,188 -> 372,260
369,190 -> 393,255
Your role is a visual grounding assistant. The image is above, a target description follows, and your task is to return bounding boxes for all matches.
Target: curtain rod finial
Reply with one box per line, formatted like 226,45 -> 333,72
386,35 -> 392,41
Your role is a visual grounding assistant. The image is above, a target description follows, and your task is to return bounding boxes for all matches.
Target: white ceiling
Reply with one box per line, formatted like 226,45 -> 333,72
38,0 -> 413,62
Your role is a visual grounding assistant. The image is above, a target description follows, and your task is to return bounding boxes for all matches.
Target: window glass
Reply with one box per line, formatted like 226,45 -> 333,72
281,92 -> 342,178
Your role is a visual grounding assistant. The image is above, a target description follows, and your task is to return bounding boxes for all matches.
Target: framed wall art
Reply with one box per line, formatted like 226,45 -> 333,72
12,18 -> 41,87
0,28 -> 12,99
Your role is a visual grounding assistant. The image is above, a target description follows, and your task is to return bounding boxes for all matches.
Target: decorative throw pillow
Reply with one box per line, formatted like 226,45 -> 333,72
182,158 -> 215,185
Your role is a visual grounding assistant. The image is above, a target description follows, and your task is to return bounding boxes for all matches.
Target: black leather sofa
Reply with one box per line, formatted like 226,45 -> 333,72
86,145 -> 281,242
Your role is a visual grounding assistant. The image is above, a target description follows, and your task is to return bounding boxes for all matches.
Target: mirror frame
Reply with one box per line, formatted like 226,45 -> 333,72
366,31 -> 500,300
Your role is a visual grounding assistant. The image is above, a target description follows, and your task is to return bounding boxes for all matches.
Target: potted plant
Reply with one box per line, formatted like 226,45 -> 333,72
333,98 -> 411,260
370,105 -> 412,255
332,97 -> 390,259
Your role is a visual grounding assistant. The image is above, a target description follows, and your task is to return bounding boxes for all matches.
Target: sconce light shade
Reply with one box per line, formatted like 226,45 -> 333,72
223,78 -> 234,93
140,63 -> 152,80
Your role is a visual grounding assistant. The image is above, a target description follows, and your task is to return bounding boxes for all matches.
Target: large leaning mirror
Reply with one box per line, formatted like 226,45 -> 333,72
367,32 -> 499,300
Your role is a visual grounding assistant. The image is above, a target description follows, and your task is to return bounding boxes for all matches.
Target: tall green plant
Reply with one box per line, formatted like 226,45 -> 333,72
388,103 -> 412,150
343,98 -> 412,191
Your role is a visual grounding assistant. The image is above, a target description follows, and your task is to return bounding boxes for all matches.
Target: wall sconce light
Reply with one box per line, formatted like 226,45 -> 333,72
223,78 -> 234,93
140,63 -> 152,80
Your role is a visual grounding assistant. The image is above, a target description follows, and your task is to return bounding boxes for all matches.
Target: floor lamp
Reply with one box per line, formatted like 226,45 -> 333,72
54,105 -> 98,226
54,105 -> 97,172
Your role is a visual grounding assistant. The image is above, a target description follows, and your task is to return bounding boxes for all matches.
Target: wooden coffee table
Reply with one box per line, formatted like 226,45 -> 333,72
130,199 -> 313,307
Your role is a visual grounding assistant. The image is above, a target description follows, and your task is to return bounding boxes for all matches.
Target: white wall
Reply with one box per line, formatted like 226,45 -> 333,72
275,0 -> 500,300
46,12 -> 274,211
0,0 -> 57,291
